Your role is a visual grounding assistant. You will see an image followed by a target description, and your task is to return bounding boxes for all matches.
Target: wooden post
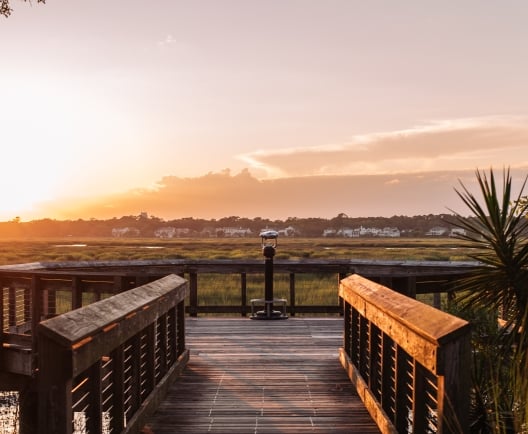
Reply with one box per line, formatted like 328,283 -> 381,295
18,380 -> 38,434
38,336 -> 73,434
379,276 -> 392,289
438,334 -> 471,434
31,277 -> 42,354
289,273 -> 295,317
85,360 -> 103,433
189,271 -> 198,317
433,292 -> 441,309
338,272 -> 347,315
241,273 -> 247,317
72,276 -> 83,310
407,275 -> 417,299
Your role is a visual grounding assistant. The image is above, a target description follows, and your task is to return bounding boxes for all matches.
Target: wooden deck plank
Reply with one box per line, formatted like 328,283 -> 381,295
144,318 -> 380,433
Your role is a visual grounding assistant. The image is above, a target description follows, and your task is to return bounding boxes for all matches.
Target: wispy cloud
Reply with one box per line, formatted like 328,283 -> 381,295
238,116 -> 528,178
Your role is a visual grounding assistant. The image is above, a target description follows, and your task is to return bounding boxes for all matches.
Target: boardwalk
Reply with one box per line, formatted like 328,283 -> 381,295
144,317 -> 380,433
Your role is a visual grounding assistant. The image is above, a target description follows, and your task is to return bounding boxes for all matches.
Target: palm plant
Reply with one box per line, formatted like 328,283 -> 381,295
449,168 -> 528,433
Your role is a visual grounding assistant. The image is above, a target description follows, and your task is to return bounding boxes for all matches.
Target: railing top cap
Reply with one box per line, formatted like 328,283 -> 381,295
37,274 -> 188,346
0,258 -> 480,274
340,274 -> 470,344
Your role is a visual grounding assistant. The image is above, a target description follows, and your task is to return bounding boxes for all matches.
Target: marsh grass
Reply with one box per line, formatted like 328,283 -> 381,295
195,272 -> 338,308
0,237 -> 474,264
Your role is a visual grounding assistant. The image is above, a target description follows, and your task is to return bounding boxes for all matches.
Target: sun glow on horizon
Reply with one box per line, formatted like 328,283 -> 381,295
0,73 -> 158,220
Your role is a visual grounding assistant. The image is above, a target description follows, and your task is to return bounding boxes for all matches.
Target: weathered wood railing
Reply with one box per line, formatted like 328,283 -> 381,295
0,270 -> 162,380
0,258 -> 477,324
0,259 -> 476,381
339,274 -> 471,434
36,274 -> 188,434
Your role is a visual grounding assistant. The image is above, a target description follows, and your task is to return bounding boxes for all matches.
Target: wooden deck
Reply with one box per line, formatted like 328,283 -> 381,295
144,317 -> 380,433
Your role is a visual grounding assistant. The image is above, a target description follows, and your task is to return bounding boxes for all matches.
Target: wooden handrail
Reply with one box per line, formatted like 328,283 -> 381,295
339,274 -> 471,434
36,274 -> 189,434
0,259 -> 477,324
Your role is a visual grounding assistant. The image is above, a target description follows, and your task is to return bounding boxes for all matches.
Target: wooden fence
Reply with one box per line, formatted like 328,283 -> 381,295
36,274 -> 188,434
0,259 -> 476,385
339,274 -> 471,434
0,258 -> 477,325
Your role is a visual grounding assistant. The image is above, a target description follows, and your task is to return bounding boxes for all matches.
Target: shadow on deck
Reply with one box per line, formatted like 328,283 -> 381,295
144,317 -> 380,434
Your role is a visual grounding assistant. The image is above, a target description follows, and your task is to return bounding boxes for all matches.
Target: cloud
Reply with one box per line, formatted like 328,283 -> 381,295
238,116 -> 528,178
39,166 -> 528,221
29,116 -> 528,221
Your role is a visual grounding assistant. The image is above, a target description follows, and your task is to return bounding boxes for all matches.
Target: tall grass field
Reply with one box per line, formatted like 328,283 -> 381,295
0,236 -> 473,264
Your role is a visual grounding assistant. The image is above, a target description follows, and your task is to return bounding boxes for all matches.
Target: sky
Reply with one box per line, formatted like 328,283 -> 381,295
1,0 -> 528,221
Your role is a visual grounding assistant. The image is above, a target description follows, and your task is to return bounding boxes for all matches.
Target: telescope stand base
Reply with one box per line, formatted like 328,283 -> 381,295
249,298 -> 288,320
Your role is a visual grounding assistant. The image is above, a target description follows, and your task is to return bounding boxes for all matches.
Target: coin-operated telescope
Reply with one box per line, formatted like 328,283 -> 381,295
250,230 -> 287,320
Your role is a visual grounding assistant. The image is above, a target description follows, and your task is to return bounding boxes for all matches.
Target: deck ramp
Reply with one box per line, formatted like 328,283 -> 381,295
144,317 -> 379,433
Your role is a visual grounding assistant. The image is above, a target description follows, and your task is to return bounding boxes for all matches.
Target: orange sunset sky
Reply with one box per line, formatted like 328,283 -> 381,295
2,1 -> 528,221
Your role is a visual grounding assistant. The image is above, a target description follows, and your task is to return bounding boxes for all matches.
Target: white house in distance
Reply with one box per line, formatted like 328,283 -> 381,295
154,227 -> 191,238
426,226 -> 448,236
380,227 -> 401,237
337,228 -> 359,237
217,227 -> 252,237
327,226 -> 401,238
111,227 -> 140,237
278,226 -> 297,237
449,228 -> 467,237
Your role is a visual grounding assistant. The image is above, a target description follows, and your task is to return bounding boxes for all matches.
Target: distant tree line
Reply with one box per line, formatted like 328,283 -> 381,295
0,213 -> 465,238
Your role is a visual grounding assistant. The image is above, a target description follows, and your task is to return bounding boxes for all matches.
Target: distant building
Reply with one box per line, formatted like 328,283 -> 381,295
449,228 -> 467,237
112,227 -> 140,237
325,226 -> 400,238
154,227 -> 192,238
217,227 -> 252,237
278,226 -> 298,237
426,226 -> 448,236
337,228 -> 359,238
380,227 -> 400,238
